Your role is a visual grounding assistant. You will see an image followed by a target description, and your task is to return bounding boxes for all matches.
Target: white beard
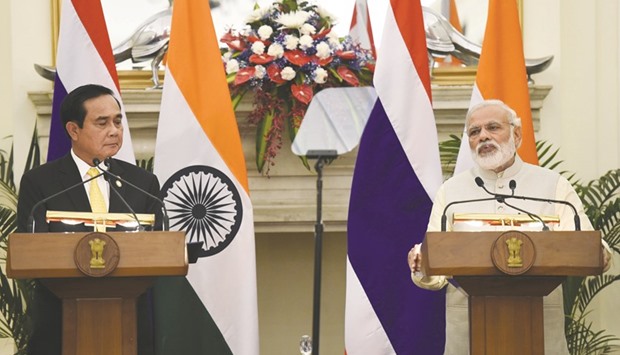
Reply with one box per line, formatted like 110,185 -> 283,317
471,135 -> 517,171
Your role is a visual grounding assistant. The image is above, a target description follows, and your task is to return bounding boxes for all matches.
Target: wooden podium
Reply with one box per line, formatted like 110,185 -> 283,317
6,231 -> 188,355
422,230 -> 604,355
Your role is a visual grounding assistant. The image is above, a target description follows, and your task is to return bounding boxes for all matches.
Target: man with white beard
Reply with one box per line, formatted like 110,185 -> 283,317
407,99 -> 611,355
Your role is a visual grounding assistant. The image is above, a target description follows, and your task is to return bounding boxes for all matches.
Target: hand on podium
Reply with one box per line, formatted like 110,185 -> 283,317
408,244 -> 423,276
408,243 -> 448,291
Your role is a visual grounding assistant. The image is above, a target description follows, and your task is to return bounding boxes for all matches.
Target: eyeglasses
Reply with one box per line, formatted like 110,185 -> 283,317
467,122 -> 513,138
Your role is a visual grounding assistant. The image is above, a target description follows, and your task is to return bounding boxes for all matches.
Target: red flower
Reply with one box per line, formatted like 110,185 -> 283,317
337,66 -> 359,86
313,27 -> 331,40
249,53 -> 275,65
291,84 -> 313,105
247,35 -> 261,43
335,50 -> 356,60
312,56 -> 333,66
267,64 -> 286,84
284,50 -> 312,66
234,67 -> 256,86
365,62 -> 376,72
220,32 -> 246,51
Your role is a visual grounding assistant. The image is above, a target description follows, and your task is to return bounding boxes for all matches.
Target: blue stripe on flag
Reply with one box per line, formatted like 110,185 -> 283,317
47,77 -> 71,162
348,99 -> 446,354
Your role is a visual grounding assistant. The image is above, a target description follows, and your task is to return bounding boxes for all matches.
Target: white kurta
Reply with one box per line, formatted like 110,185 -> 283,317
414,156 -> 594,355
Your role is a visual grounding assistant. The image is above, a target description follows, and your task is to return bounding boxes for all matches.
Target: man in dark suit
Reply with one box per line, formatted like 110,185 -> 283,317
16,84 -> 161,355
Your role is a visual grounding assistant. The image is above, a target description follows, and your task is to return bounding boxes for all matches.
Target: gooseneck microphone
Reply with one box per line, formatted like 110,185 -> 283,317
474,177 -> 581,231
475,177 -> 549,230
93,158 -> 170,231
27,169 -> 105,233
93,159 -> 143,231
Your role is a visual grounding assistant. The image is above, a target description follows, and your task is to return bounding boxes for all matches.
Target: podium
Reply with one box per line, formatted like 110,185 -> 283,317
6,231 -> 188,355
422,230 -> 604,355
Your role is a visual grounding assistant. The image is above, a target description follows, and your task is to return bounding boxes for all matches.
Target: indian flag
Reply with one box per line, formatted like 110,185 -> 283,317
454,0 -> 539,173
152,0 -> 259,354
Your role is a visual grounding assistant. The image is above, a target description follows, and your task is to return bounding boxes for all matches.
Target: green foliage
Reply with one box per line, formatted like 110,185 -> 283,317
438,134 -> 461,178
564,169 -> 620,354
0,126 -> 41,353
136,157 -> 154,173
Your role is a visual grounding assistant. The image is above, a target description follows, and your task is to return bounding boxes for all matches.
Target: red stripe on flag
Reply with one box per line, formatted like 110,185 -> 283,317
71,0 -> 120,91
389,0 -> 431,100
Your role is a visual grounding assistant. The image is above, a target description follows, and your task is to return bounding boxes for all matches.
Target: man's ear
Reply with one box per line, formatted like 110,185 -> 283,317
66,122 -> 79,141
513,125 -> 523,148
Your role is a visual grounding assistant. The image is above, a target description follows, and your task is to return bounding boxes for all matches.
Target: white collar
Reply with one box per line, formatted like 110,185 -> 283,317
71,150 -> 108,179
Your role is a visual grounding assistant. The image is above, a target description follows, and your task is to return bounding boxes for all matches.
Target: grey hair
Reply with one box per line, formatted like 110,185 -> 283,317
465,99 -> 522,130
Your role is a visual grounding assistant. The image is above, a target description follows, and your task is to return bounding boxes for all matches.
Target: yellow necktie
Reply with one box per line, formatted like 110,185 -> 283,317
87,167 -> 107,214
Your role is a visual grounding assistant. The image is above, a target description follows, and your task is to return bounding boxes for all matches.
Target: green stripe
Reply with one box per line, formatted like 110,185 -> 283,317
153,277 -> 233,355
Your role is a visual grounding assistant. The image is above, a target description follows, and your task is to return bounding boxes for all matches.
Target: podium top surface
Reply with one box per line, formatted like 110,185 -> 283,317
7,231 -> 188,279
422,230 -> 604,277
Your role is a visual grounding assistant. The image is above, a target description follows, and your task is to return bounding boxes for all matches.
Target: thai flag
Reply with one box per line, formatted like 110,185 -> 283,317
345,0 -> 446,354
349,0 -> 376,59
48,0 -> 134,163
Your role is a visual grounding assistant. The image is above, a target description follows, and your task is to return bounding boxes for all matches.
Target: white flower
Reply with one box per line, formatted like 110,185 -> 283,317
222,52 -> 232,63
255,65 -> 266,79
313,67 -> 328,84
300,23 -> 316,36
239,25 -> 252,37
258,25 -> 274,41
275,10 -> 311,29
251,41 -> 266,55
315,42 -> 331,59
327,30 -> 340,48
315,6 -> 336,24
267,43 -> 284,58
246,6 -> 272,23
281,66 -> 296,81
225,59 -> 239,74
284,35 -> 299,50
299,35 -> 313,50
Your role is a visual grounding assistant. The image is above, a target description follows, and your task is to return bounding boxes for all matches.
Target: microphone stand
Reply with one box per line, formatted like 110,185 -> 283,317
305,149 -> 337,355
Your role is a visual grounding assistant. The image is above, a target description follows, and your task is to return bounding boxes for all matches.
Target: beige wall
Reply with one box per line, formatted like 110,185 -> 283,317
1,0 -> 53,184
257,231 -> 346,354
0,1 -> 619,354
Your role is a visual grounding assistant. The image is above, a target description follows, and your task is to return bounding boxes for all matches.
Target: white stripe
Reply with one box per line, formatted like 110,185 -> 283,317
56,0 -> 134,163
345,258 -> 396,355
453,83 -> 483,174
373,5 -> 442,200
154,73 -> 259,355
349,0 -> 373,51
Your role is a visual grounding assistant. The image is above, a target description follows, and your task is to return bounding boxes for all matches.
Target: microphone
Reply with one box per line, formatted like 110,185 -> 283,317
475,177 -> 581,231
475,177 -> 549,230
94,158 -> 170,231
27,169 -> 105,233
93,159 -> 143,231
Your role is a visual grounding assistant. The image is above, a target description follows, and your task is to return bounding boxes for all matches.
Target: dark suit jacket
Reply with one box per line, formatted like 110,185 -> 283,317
15,153 -> 161,355
17,153 -> 162,233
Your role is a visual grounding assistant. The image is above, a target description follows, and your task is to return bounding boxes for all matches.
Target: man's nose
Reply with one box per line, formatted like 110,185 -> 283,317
478,127 -> 491,141
108,123 -> 122,136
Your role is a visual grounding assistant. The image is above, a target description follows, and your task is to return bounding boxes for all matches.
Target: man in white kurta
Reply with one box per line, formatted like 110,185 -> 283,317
408,100 -> 610,355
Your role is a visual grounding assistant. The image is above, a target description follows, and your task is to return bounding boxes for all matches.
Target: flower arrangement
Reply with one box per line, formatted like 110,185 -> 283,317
221,0 -> 375,173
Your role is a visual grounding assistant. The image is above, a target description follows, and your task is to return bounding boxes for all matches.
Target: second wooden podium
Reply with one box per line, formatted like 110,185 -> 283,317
7,231 -> 188,355
422,230 -> 603,355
